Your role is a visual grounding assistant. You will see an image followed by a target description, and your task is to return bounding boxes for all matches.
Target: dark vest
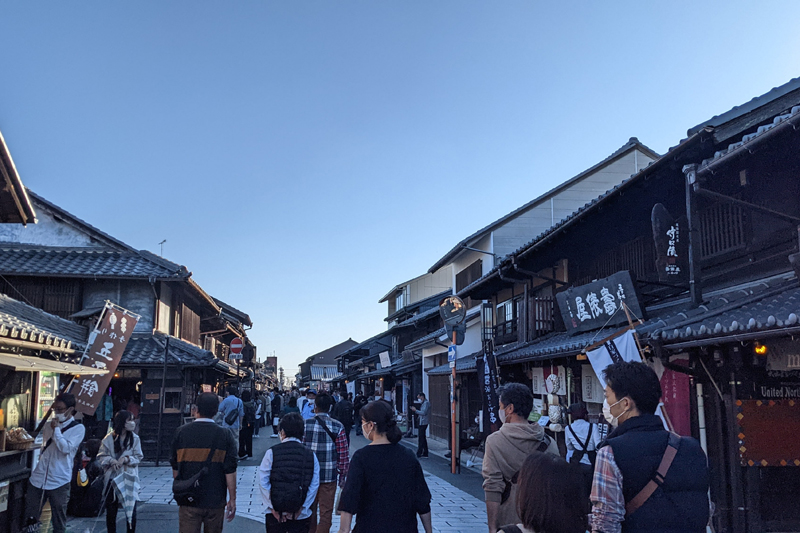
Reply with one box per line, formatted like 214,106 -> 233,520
271,440 -> 315,507
603,414 -> 709,533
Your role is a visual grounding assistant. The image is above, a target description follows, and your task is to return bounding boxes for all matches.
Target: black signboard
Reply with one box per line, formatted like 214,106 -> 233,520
476,351 -> 501,435
651,203 -> 689,283
556,271 -> 644,334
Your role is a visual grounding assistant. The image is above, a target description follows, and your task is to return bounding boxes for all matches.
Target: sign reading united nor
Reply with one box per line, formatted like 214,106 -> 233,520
439,295 -> 467,326
71,303 -> 139,416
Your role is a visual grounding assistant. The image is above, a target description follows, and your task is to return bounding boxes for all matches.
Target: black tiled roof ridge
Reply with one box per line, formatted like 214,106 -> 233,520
0,292 -> 88,347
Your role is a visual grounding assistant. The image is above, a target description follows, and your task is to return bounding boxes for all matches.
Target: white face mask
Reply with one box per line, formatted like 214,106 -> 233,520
125,420 -> 136,432
55,412 -> 68,423
498,407 -> 507,424
603,397 -> 627,427
361,422 -> 374,441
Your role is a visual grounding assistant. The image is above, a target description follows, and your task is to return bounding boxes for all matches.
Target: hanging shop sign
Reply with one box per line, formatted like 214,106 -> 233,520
581,365 -> 604,404
477,352 -> 501,434
531,366 -> 566,396
556,271 -> 644,334
70,303 -> 140,416
651,204 -> 689,283
379,351 -> 392,368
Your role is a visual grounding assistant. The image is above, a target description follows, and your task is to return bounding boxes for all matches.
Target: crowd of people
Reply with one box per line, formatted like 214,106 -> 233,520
23,360 -> 711,533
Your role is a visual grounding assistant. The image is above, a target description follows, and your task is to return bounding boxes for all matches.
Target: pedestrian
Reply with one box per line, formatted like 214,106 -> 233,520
482,382 -> 560,533
218,386 -> 244,453
254,393 -> 263,438
98,410 -> 144,533
564,402 -> 601,496
304,393 -> 349,533
67,439 -> 105,518
592,361 -> 709,533
271,389 -> 284,437
282,396 -> 301,417
171,392 -> 238,533
352,393 -> 367,436
332,392 -> 354,446
23,392 -> 85,533
337,399 -> 432,533
260,412 -> 320,533
239,390 -> 257,460
301,390 -> 317,420
409,392 -> 430,458
498,452 -> 589,533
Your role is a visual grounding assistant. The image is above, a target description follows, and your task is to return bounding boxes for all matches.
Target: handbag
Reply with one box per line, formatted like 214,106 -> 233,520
173,442 -> 216,506
224,399 -> 241,426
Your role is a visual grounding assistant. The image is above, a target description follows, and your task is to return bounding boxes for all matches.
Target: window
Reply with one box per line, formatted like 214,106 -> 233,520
157,284 -> 172,334
456,259 -> 483,309
395,291 -> 405,311
162,387 -> 183,414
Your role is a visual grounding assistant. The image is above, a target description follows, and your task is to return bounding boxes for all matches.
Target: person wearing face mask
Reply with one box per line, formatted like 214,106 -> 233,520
259,412 -> 320,533
482,383 -> 560,533
409,392 -> 430,458
98,410 -> 144,533
24,393 -> 86,533
591,361 -> 709,533
301,390 -> 317,420
337,399 -> 432,533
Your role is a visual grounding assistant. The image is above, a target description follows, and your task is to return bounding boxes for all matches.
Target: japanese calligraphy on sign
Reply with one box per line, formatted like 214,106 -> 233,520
70,303 -> 139,416
556,271 -> 644,334
651,203 -> 689,283
476,350 -> 502,435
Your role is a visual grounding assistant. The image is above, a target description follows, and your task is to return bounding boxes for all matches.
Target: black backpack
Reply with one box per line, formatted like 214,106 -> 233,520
243,401 -> 256,426
568,423 -> 597,466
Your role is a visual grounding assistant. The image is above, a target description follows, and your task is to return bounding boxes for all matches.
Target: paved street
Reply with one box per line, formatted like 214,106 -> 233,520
66,431 -> 488,532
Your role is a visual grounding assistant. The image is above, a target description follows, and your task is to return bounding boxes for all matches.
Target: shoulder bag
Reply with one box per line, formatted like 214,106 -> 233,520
173,439 -> 217,506
625,432 -> 681,516
224,399 -> 241,426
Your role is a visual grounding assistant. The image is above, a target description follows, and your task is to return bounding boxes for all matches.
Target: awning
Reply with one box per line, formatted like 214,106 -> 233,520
0,353 -> 109,374
427,352 -> 480,376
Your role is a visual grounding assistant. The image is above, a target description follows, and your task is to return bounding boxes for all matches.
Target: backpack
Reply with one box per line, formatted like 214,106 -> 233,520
568,423 -> 597,466
500,434 -> 552,505
243,401 -> 256,426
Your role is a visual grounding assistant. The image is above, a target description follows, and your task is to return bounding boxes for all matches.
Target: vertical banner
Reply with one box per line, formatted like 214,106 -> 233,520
71,303 -> 140,415
586,329 -> 641,388
660,357 -> 692,436
477,351 -> 501,435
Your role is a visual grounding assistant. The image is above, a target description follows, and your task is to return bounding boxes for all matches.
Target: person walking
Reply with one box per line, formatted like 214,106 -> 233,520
259,412 -> 320,533
482,382 -> 560,533
98,410 -> 144,533
253,393 -> 263,438
23,392 -> 85,533
352,394 -> 367,436
591,361 -> 709,533
239,390 -> 257,459
304,393 -> 349,533
271,389 -> 284,438
171,392 -> 238,533
301,390 -> 317,420
332,393 -> 354,446
498,453 -> 589,533
564,402 -> 601,496
409,392 -> 430,458
218,386 -> 244,454
337,399 -> 432,533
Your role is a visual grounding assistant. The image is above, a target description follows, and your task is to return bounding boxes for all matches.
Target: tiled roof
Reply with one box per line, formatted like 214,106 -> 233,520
427,351 -> 481,375
428,138 -> 660,273
212,297 -> 253,327
306,339 -> 360,365
0,293 -> 87,350
0,245 -> 188,279
120,333 -> 215,367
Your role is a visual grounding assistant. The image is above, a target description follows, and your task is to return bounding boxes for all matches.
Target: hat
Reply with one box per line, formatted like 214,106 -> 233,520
306,389 -> 318,396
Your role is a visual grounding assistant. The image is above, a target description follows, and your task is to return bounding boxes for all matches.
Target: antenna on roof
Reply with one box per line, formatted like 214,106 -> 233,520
158,239 -> 167,257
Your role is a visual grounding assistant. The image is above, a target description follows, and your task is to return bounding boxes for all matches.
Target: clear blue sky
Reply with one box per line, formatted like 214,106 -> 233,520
2,2 -> 799,378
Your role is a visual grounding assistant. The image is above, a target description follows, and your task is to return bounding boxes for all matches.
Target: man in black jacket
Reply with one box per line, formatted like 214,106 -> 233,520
591,361 -> 709,533
171,393 -> 238,533
332,393 -> 354,445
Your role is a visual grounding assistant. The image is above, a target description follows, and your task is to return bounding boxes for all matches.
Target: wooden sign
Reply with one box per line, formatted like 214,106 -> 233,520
556,271 -> 644,334
651,204 -> 689,283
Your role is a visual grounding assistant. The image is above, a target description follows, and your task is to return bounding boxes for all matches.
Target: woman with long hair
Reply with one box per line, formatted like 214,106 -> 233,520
337,400 -> 432,533
98,410 -> 144,533
498,453 -> 589,533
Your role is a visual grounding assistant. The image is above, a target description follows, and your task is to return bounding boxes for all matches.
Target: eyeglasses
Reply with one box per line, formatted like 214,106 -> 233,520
53,406 -> 68,414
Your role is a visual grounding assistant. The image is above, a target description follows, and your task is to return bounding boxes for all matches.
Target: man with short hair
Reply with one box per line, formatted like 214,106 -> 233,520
303,393 -> 349,533
24,392 -> 85,533
301,390 -> 317,420
410,392 -> 430,458
482,382 -> 559,533
591,361 -> 709,533
218,386 -> 244,453
172,392 -> 238,533
331,392 -> 354,446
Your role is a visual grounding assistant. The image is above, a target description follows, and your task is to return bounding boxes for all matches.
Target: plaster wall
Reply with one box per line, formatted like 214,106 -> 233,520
0,205 -> 103,247
83,280 -> 155,332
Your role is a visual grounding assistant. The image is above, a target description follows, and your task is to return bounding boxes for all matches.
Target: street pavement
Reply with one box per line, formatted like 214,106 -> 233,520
65,427 -> 488,532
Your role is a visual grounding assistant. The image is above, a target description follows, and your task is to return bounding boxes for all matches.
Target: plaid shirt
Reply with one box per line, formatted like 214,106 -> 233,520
304,414 -> 350,487
590,445 -> 625,533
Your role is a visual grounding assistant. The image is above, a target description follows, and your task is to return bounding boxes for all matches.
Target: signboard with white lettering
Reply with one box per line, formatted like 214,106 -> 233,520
379,351 -> 392,368
70,303 -> 139,416
556,271 -> 644,334
651,204 -> 689,283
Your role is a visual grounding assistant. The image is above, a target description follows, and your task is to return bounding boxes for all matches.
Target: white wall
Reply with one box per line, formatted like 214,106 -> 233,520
0,205 -> 103,247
